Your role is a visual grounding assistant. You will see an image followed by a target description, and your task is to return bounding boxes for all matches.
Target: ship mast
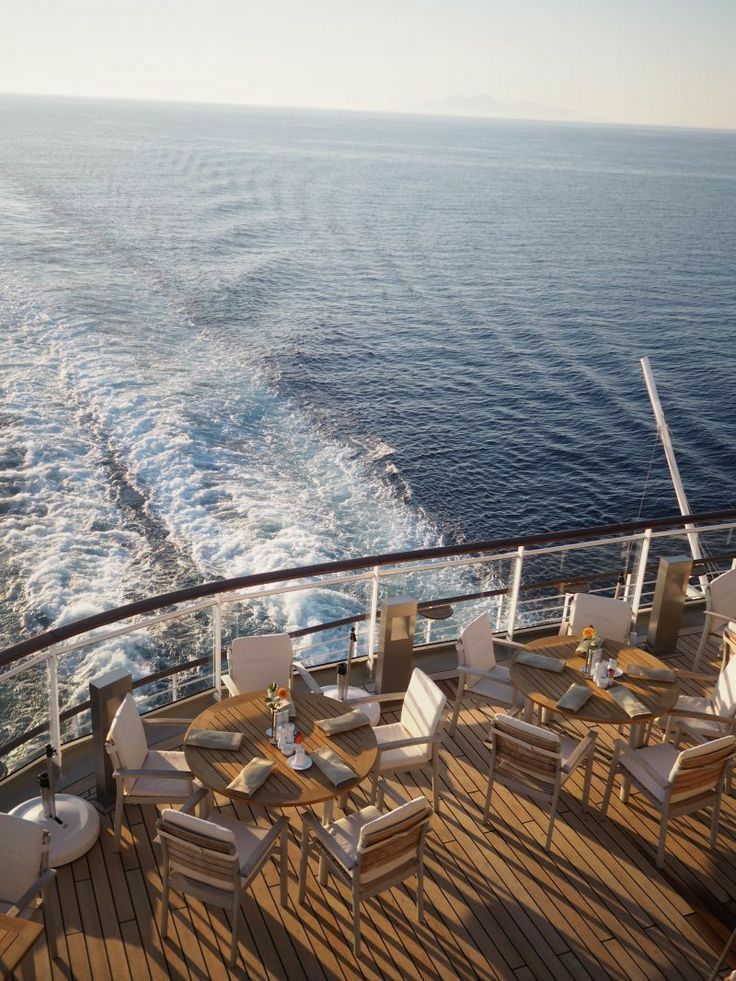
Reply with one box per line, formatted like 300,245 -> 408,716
640,356 -> 709,592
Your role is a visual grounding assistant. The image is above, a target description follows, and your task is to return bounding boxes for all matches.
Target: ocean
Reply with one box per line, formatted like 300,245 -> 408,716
1,95 -> 735,749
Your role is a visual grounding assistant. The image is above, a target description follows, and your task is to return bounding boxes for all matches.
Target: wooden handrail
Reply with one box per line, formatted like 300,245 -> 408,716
1,508 -> 735,670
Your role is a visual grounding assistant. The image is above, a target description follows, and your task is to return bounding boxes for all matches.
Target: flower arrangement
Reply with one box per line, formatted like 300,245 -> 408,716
576,625 -> 602,654
264,683 -> 289,712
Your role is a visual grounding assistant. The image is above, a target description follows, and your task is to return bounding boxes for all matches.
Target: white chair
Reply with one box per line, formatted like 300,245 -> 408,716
106,693 -> 196,851
298,785 -> 432,957
223,633 -> 293,696
560,592 -> 632,643
350,668 -> 446,810
0,812 -> 58,960
482,714 -> 597,851
601,734 -> 735,868
693,569 -> 736,670
157,789 -> 288,967
664,655 -> 736,747
449,613 -> 519,735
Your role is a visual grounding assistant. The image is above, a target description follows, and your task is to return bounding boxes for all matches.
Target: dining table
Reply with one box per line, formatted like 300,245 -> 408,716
184,690 -> 378,823
510,635 -> 680,746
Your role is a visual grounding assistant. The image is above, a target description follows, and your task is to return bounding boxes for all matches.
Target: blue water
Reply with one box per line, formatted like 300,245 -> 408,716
1,95 -> 735,710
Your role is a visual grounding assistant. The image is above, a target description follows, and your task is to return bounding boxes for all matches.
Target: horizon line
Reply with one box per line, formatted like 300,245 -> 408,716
1,88 -> 735,136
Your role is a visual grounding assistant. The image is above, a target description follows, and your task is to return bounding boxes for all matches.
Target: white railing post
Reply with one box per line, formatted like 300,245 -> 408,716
630,529 -> 652,621
213,603 -> 223,700
47,649 -> 63,764
505,546 -> 525,640
366,566 -> 380,668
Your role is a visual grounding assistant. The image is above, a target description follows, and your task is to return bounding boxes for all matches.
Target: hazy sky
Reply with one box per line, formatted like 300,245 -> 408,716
2,0 -> 735,129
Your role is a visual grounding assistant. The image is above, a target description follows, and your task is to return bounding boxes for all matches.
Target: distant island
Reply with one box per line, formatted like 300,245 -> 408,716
415,94 -> 594,124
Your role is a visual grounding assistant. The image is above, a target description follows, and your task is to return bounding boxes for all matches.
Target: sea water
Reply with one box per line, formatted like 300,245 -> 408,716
1,96 -> 735,749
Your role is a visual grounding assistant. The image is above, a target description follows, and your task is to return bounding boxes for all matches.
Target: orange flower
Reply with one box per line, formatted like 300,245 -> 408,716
277,687 -> 289,700
582,626 -> 595,639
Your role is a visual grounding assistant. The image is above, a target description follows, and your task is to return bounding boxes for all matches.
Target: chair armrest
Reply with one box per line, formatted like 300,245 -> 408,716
667,709 -> 735,725
705,611 -> 735,625
563,729 -> 598,773
457,665 -> 515,682
494,638 -> 530,652
181,785 -> 210,814
302,812 -> 355,870
376,734 -> 444,751
346,692 -> 405,705
672,670 -> 716,682
8,868 -> 57,917
378,781 -> 419,808
221,674 -> 240,697
293,662 -> 323,694
114,767 -> 194,780
143,717 -> 194,726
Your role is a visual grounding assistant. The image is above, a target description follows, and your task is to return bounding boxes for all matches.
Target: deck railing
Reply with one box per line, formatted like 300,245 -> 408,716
2,508 -> 736,776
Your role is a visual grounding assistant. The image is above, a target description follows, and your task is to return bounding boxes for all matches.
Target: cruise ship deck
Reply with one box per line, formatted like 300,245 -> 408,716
2,626 -> 733,980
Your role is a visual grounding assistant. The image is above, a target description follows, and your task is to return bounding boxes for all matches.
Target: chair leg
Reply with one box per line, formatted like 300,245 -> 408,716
43,893 -> 59,961
229,894 -> 239,967
482,773 -> 494,825
448,687 -> 463,736
369,770 -> 379,806
656,814 -> 668,868
600,764 -> 617,817
693,625 -> 708,671
279,827 -> 289,908
582,753 -> 594,810
351,883 -> 361,958
710,794 -> 723,849
375,780 -> 386,811
431,751 -> 441,813
160,865 -> 170,938
113,788 -> 125,852
545,791 -> 560,852
298,829 -> 310,905
416,867 -> 425,923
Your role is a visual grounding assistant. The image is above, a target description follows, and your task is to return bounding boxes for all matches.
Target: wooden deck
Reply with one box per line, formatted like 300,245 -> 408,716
12,630 -> 736,980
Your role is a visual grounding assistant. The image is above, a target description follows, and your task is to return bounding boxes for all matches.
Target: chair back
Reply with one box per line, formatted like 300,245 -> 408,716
106,693 -> 149,792
0,813 -> 48,904
157,809 -> 239,892
401,669 -> 446,740
458,613 -> 496,685
713,655 -> 736,718
667,735 -> 735,806
357,797 -> 432,888
489,714 -> 561,800
564,593 -> 632,643
230,633 -> 293,693
708,570 -> 736,636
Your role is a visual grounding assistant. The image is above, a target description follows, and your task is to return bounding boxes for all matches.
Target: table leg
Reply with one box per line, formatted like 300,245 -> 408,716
319,799 -> 334,885
523,699 -> 534,723
620,722 -> 646,800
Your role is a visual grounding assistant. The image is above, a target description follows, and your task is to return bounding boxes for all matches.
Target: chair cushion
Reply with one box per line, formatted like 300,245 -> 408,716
229,633 -> 292,694
468,665 -> 516,706
713,657 -> 736,717
0,813 -> 44,906
568,593 -> 631,643
323,806 -> 383,869
460,613 -> 497,682
108,694 -> 148,791
401,669 -> 446,741
358,797 -> 430,850
130,750 -> 192,799
208,814 -> 275,878
357,797 -> 431,885
620,743 -> 679,801
160,807 -> 235,845
374,722 -> 432,771
674,695 -> 725,738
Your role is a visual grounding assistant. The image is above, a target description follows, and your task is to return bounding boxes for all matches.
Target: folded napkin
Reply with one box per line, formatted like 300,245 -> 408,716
226,757 -> 274,796
316,709 -> 370,735
623,664 -> 676,683
515,651 -> 566,673
608,685 -> 650,718
556,683 -> 593,712
186,729 -> 244,751
310,746 -> 358,787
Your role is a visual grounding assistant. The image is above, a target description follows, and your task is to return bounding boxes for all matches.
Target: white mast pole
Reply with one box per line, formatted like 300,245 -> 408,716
640,356 -> 709,591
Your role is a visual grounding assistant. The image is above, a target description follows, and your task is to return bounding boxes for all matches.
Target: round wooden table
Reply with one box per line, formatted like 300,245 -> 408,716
510,635 -> 680,740
184,691 -> 378,810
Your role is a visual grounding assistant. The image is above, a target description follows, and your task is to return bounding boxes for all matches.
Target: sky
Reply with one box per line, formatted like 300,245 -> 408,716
2,0 -> 735,130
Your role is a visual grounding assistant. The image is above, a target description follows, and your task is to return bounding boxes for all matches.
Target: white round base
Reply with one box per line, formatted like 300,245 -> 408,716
9,794 -> 100,866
